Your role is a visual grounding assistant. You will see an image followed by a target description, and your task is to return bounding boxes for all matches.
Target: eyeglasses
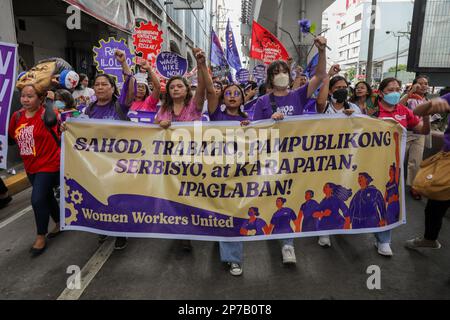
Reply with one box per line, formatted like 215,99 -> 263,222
224,91 -> 241,97
213,84 -> 222,89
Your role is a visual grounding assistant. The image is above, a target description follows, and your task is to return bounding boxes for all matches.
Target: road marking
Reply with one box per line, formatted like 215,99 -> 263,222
0,205 -> 32,230
57,238 -> 115,300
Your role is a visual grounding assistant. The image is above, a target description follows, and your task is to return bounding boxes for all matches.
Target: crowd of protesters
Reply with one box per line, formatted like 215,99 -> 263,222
3,35 -> 450,277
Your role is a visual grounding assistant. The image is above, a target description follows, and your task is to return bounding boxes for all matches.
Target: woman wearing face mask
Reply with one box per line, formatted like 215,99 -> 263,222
130,59 -> 161,112
54,89 -> 81,121
72,74 -> 95,107
399,75 -> 430,200
253,36 -> 328,121
370,77 -> 430,256
155,48 -> 206,129
316,66 -> 362,115
8,85 -> 61,256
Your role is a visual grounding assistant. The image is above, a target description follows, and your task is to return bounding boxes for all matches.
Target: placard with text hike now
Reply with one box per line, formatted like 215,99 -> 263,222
61,115 -> 406,241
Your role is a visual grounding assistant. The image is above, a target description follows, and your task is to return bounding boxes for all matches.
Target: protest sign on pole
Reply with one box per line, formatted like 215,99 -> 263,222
156,51 -> 188,79
93,38 -> 135,90
236,69 -> 250,84
252,64 -> 267,84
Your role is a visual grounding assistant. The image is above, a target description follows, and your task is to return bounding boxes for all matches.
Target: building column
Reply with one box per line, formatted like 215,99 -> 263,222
0,0 -> 17,43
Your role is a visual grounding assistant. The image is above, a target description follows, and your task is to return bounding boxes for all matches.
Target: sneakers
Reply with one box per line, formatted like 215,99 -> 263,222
228,263 -> 243,276
405,237 -> 442,250
318,236 -> 331,248
375,242 -> 393,257
281,245 -> 297,264
114,237 -> 128,250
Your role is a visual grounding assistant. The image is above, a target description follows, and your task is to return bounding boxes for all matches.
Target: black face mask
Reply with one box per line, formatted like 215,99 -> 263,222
332,89 -> 348,103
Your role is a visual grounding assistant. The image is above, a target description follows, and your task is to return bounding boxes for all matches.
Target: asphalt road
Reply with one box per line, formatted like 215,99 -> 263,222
0,187 -> 449,300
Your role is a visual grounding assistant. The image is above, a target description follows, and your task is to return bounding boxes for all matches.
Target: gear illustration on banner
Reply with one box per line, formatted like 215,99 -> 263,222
65,202 -> 79,225
64,184 -> 70,200
93,37 -> 135,87
70,190 -> 83,205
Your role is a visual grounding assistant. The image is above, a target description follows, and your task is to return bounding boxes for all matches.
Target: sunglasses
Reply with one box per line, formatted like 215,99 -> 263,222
213,83 -> 222,89
224,90 -> 242,97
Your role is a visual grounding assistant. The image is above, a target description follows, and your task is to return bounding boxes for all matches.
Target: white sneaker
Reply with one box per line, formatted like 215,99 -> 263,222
318,236 -> 331,247
229,263 -> 243,276
375,242 -> 393,257
281,245 -> 297,264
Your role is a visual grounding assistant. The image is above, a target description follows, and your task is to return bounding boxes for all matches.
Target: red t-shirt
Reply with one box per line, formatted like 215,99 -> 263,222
378,101 -> 420,129
9,106 -> 60,174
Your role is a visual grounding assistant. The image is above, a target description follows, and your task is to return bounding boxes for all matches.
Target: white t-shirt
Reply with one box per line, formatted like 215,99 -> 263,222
324,101 -> 362,114
73,87 -> 96,106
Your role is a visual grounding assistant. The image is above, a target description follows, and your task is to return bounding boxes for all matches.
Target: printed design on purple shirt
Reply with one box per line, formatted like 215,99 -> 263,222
239,207 -> 268,236
209,106 -> 247,122
252,84 -> 309,120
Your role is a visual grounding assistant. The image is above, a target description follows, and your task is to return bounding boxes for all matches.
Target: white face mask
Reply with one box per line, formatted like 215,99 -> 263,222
273,73 -> 290,88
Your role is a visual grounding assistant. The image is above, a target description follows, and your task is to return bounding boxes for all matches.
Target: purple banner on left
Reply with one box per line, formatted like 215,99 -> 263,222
0,42 -> 18,169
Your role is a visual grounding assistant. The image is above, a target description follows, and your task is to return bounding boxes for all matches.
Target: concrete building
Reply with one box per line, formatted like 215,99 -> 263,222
323,0 -> 414,84
0,0 -> 214,75
241,0 -> 335,68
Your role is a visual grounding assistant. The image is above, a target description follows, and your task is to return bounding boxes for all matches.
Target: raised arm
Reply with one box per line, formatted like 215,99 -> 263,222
307,37 -> 328,99
192,48 -> 207,112
199,62 -> 219,115
140,59 -> 161,101
316,64 -> 340,113
115,49 -> 136,107
413,98 -> 450,117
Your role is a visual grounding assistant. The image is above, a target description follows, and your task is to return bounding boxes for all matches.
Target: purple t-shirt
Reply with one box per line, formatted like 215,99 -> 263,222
304,98 -> 317,114
241,218 -> 267,235
253,84 -> 309,120
86,74 -> 134,120
270,207 -> 297,234
442,93 -> 450,151
209,107 -> 247,122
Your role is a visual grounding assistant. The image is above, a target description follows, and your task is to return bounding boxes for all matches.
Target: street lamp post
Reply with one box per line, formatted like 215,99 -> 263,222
386,31 -> 410,78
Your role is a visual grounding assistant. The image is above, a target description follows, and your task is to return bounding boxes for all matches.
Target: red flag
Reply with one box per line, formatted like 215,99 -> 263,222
250,20 -> 289,65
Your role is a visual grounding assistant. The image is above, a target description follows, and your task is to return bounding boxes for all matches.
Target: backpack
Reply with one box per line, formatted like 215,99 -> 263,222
14,108 -> 61,147
84,100 -> 130,121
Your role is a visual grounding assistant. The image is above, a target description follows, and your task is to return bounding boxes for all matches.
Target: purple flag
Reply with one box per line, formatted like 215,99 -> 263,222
225,19 -> 242,71
304,53 -> 319,78
0,41 -> 17,169
210,29 -> 228,68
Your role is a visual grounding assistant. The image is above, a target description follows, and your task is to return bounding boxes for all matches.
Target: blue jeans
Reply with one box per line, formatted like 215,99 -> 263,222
374,230 -> 391,244
280,238 -> 294,247
219,242 -> 243,263
27,172 -> 60,235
